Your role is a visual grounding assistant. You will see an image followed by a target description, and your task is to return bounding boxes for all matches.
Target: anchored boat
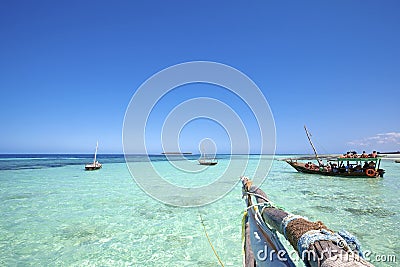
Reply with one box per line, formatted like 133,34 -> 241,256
198,155 -> 218,166
198,146 -> 218,166
285,126 -> 385,178
85,141 -> 102,171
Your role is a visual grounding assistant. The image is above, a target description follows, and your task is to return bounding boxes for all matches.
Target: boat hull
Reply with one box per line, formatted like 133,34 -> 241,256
199,162 -> 218,166
286,160 -> 384,178
85,163 -> 102,171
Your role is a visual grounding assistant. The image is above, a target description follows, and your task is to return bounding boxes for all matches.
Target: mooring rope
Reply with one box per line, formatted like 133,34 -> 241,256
245,201 -> 272,211
338,230 -> 364,257
243,191 -> 286,213
242,191 -> 270,202
199,214 -> 225,267
297,229 -> 350,257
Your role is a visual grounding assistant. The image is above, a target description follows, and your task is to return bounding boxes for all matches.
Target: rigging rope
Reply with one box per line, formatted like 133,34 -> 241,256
199,214 -> 225,267
338,230 -> 364,257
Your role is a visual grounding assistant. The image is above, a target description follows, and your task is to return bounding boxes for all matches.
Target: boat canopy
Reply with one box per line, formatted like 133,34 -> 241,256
335,157 -> 381,162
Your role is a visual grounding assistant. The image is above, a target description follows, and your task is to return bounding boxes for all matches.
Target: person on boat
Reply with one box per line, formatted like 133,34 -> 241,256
330,161 -> 338,172
354,164 -> 362,172
368,161 -> 376,168
345,164 -> 350,172
363,161 -> 369,169
371,151 -> 378,158
331,164 -> 338,173
339,164 -> 346,173
325,165 -> 331,171
352,151 -> 358,158
360,151 -> 368,158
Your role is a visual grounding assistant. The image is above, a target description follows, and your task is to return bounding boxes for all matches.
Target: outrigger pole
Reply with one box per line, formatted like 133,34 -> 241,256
242,177 -> 374,267
304,125 -> 323,167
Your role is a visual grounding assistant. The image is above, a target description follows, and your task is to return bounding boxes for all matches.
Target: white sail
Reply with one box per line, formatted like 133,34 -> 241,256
85,141 -> 102,170
94,141 -> 98,165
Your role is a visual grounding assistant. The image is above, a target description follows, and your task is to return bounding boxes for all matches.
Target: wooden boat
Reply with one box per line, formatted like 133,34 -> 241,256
395,160 -> 400,163
287,157 -> 384,177
198,158 -> 218,166
162,152 -> 192,155
198,149 -> 218,166
285,126 -> 385,178
85,141 -> 102,171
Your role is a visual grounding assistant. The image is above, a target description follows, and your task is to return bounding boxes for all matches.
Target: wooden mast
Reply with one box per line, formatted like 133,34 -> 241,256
304,125 -> 322,166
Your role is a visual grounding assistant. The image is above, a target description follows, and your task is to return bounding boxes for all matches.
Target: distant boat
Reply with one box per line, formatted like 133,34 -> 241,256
85,141 -> 102,171
162,152 -> 192,155
198,158 -> 218,166
198,150 -> 218,166
377,151 -> 400,159
285,126 -> 385,178
395,160 -> 400,163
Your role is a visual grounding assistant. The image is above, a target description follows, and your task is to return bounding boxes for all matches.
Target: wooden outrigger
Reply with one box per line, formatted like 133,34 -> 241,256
241,177 -> 374,267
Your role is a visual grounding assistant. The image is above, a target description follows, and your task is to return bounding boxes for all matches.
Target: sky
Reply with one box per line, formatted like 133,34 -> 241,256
0,0 -> 399,154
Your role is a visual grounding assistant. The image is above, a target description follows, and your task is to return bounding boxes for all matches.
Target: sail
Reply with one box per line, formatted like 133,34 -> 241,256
94,141 -> 98,165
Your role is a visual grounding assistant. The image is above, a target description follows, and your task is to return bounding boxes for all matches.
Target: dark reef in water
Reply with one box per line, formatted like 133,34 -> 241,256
344,207 -> 395,218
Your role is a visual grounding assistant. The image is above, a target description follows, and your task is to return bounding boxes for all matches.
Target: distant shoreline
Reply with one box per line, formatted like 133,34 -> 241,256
161,152 -> 192,155
0,153 -> 324,156
1,153 -> 399,159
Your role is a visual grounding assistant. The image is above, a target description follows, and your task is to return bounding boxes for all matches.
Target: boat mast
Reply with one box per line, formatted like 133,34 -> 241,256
201,143 -> 206,160
94,141 -> 98,165
304,125 -> 322,166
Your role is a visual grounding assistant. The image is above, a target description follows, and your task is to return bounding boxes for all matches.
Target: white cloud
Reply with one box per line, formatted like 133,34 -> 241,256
347,132 -> 400,148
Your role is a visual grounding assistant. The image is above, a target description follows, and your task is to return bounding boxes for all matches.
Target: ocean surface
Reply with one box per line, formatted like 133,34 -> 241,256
0,154 -> 398,266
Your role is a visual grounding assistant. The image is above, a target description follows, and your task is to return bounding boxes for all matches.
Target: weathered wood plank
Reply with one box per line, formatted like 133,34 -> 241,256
244,220 -> 256,267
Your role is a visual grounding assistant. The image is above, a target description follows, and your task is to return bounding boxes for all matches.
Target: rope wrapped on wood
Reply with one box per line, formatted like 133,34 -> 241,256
280,214 -> 306,238
241,177 -> 374,267
285,218 -> 328,250
297,229 -> 349,258
338,230 -> 364,257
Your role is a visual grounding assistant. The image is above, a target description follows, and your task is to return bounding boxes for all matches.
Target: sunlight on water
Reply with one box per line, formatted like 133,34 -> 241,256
0,155 -> 398,266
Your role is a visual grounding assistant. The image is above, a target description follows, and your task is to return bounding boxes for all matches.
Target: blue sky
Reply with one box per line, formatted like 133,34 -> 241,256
0,1 -> 399,154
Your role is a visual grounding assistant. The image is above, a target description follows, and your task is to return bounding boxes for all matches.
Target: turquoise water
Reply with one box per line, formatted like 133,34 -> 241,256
0,155 -> 398,266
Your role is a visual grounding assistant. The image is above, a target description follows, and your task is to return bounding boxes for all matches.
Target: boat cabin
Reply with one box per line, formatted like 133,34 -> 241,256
328,157 -> 384,177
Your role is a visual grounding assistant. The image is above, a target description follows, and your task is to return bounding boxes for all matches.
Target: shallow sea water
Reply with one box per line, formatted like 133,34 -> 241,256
0,155 -> 398,266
